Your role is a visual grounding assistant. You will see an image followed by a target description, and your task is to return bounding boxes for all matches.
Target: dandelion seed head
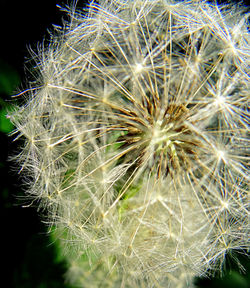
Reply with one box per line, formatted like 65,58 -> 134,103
10,0 -> 249,287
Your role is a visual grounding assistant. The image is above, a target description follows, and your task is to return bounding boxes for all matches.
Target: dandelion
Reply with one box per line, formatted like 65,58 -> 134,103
10,0 -> 249,287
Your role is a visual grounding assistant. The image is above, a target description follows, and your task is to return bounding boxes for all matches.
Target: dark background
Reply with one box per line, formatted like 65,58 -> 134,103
0,0 -> 249,287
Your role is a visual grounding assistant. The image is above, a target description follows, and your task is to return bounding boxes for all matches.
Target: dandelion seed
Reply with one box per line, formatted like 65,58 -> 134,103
216,149 -> 226,162
221,200 -> 229,210
214,94 -> 225,107
134,63 -> 144,73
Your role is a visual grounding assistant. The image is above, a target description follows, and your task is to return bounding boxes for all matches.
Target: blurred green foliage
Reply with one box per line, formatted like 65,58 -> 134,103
0,59 -> 19,133
12,232 -> 73,288
0,59 -> 20,95
195,252 -> 250,288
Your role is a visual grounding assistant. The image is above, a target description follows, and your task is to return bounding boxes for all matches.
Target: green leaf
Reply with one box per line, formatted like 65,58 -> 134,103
0,106 -> 14,133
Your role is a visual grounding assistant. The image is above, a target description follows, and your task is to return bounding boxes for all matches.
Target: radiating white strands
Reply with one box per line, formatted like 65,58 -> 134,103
10,0 -> 249,287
